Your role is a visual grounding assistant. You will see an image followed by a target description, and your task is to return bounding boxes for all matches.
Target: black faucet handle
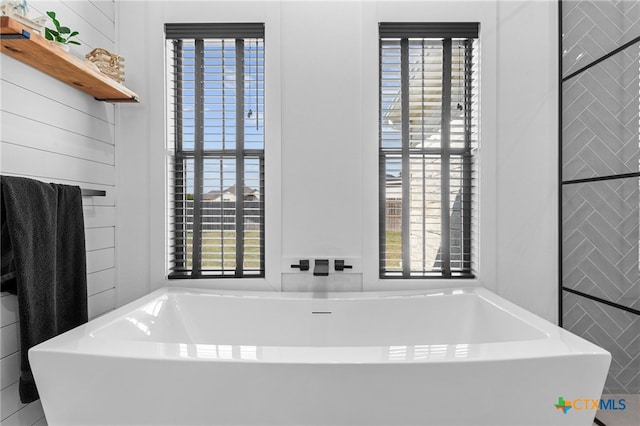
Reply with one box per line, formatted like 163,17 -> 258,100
334,260 -> 353,271
291,259 -> 310,271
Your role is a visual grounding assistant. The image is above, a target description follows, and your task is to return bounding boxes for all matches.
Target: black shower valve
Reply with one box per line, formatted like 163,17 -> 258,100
334,260 -> 353,271
291,259 -> 310,271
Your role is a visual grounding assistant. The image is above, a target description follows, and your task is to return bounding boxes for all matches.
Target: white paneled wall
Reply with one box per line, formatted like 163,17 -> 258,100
118,1 -> 556,321
0,1 -> 117,424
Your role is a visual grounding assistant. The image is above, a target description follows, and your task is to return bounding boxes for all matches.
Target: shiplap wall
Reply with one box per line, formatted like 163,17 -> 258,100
0,1 -> 117,424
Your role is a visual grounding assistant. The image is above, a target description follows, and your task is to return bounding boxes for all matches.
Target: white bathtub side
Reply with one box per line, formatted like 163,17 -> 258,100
30,348 -> 609,426
28,287 -> 611,426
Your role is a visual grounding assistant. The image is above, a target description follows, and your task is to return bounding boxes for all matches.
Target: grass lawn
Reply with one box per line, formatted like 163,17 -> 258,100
384,231 -> 402,269
186,230 -> 262,269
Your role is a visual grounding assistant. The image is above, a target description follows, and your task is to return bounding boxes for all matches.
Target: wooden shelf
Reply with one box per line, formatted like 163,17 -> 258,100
0,16 -> 139,103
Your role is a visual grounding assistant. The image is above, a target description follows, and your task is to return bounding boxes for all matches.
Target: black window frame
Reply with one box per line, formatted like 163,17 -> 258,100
379,22 -> 478,279
166,23 -> 265,279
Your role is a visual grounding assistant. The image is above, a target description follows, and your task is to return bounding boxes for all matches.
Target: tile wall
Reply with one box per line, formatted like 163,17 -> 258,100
561,0 -> 640,396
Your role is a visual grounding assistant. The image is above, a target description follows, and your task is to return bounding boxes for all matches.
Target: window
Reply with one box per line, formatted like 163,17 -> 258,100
166,23 -> 265,278
379,23 -> 479,278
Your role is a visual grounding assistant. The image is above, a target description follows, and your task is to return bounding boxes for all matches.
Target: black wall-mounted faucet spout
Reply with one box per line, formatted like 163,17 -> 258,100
313,259 -> 329,276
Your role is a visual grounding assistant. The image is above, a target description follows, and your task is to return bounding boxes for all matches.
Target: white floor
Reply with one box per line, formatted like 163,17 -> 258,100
593,394 -> 639,426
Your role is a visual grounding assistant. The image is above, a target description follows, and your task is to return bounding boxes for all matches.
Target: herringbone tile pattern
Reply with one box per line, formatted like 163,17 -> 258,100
563,0 -> 640,78
562,0 -> 640,394
563,292 -> 640,393
562,44 -> 639,181
563,179 -> 640,311
562,0 -> 640,395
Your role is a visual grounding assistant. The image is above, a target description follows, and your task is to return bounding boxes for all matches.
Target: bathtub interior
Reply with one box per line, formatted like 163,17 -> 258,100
89,288 -> 548,347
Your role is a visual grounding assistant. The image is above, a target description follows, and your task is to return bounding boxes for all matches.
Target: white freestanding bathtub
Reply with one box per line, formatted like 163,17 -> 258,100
30,286 -> 610,426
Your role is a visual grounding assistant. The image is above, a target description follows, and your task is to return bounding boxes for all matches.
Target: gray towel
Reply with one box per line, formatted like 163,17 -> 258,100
0,176 -> 88,403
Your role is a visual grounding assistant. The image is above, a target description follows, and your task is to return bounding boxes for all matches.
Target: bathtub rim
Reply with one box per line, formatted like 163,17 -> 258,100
29,285 -> 611,365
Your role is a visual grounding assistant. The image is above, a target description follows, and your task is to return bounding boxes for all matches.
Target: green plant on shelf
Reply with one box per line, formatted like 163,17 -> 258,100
44,11 -> 80,45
